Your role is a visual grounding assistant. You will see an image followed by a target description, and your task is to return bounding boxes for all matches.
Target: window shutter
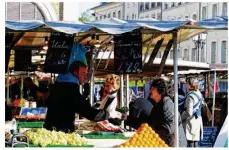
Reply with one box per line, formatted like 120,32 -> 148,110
7,2 -> 20,20
21,2 -> 35,20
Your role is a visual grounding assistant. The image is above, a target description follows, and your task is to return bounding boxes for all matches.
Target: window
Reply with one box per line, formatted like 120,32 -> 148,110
165,3 -> 168,9
222,3 -> 227,16
132,14 -> 134,19
178,2 -> 182,6
140,3 -> 144,11
108,13 -> 110,18
104,15 -> 106,19
171,2 -> 175,7
100,16 -> 102,20
127,15 -> 129,20
95,17 -> 98,20
221,41 -> 227,63
202,6 -> 207,20
184,49 -> 189,60
170,50 -> 173,59
157,2 -> 161,7
151,2 -> 156,8
192,48 -> 196,61
157,13 -> 161,20
185,15 -> 189,18
212,4 -> 217,18
201,47 -> 205,62
178,49 -> 181,58
145,2 -> 150,10
6,2 -> 45,21
113,12 -> 116,17
118,11 -> 121,19
211,42 -> 217,63
192,14 -> 197,20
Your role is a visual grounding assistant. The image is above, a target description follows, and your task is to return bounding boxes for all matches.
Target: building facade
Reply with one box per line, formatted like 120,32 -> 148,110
91,2 -> 124,20
90,2 -> 228,65
124,2 -> 139,20
5,2 -> 57,21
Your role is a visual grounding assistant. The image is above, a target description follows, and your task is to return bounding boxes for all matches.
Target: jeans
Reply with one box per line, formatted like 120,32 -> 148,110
187,140 -> 199,147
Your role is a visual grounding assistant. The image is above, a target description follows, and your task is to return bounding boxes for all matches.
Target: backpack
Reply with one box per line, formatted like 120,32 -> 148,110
178,92 -> 203,117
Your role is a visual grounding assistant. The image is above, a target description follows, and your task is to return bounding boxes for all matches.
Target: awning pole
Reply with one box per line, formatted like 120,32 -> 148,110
90,74 -> 94,105
125,74 -> 129,112
212,71 -> 217,127
173,31 -> 179,147
120,74 -> 124,108
7,70 -> 10,102
120,74 -> 124,128
21,75 -> 23,99
89,48 -> 94,106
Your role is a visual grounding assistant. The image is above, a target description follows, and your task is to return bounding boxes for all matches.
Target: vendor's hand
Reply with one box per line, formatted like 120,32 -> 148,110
109,111 -> 122,119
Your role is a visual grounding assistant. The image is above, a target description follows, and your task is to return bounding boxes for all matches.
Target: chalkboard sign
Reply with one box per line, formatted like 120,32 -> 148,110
114,32 -> 142,74
14,50 -> 33,71
44,32 -> 74,74
199,127 -> 217,147
5,33 -> 14,73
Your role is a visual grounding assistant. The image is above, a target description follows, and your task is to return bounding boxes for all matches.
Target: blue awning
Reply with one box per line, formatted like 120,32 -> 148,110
6,16 -> 227,34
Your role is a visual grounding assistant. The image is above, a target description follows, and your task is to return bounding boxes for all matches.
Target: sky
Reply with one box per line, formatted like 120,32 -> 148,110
78,2 -> 100,14
63,2 -> 100,21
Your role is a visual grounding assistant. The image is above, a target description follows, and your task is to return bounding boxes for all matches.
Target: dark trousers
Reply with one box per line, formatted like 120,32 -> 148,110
187,140 -> 199,147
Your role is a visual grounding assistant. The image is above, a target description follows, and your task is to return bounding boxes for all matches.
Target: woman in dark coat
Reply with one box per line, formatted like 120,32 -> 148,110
147,78 -> 187,147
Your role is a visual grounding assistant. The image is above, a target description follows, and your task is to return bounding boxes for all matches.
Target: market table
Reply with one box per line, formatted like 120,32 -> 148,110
88,139 -> 127,148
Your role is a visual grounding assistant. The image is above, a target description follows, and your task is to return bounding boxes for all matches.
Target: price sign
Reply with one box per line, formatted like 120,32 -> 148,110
44,32 -> 74,74
114,32 -> 142,74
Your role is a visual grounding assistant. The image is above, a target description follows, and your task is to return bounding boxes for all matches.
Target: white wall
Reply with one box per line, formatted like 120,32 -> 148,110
93,3 -> 124,20
125,2 -> 138,20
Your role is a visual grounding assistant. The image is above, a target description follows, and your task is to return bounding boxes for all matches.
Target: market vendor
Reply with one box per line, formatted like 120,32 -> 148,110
44,44 -> 121,133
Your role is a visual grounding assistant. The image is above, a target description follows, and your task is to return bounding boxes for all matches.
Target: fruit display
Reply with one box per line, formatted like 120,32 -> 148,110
118,123 -> 169,148
24,128 -> 88,147
15,115 -> 45,121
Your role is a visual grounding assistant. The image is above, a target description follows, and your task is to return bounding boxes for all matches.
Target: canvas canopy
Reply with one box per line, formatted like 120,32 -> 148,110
5,16 -> 228,75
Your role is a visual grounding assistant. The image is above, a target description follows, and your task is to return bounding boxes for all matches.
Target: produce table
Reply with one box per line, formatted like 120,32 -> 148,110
13,144 -> 94,148
80,132 -> 133,147
88,139 -> 127,148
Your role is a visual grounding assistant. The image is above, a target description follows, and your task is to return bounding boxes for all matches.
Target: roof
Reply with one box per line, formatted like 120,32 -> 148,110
5,16 -> 227,77
90,2 -> 113,10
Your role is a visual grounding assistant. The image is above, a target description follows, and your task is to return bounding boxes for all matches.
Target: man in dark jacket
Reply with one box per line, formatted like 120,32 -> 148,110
126,98 -> 153,129
44,61 -> 121,133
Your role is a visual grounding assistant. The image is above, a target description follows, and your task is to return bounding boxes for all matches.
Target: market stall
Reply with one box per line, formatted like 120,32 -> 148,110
5,16 -> 228,147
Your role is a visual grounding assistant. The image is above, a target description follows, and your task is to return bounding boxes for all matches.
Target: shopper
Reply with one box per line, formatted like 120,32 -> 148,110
44,61 -> 121,133
23,77 -> 39,101
181,77 -> 205,147
131,78 -> 187,147
99,74 -> 123,125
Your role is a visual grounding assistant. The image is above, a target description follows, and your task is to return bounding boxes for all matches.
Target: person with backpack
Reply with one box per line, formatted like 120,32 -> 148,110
181,77 -> 205,147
